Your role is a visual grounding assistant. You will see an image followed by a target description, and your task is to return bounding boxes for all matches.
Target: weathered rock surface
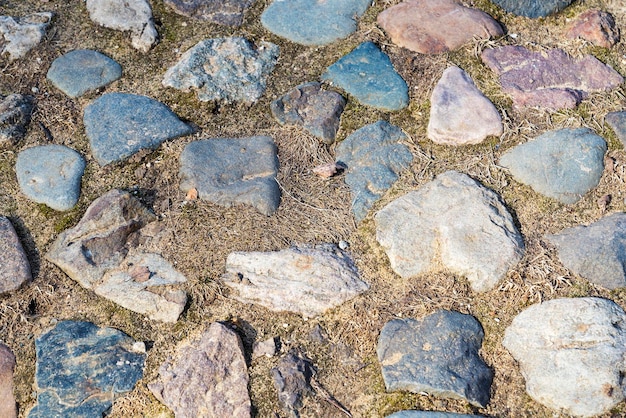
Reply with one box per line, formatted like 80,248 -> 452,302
163,37 -> 279,104
428,66 -> 503,145
336,121 -> 413,221
86,0 -> 157,52
0,12 -> 52,60
28,321 -> 145,418
165,0 -> 254,26
0,342 -> 16,418
271,82 -> 346,144
499,128 -> 606,204
272,351 -> 315,417
378,311 -> 493,408
47,49 -> 122,97
16,145 -> 85,211
149,322 -> 251,418
481,45 -> 623,109
179,137 -> 281,215
322,41 -> 409,111
223,244 -> 368,318
567,9 -> 620,48
0,94 -> 34,145
377,0 -> 503,54
503,297 -> 626,417
387,413 -> 477,418
605,111 -> 626,147
253,337 -> 277,359
261,0 -> 370,46
84,92 -> 192,166
490,0 -> 574,18
0,216 -> 32,294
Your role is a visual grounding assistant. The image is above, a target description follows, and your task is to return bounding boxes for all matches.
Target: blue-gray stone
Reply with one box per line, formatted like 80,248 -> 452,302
84,93 -> 193,166
261,0 -> 371,46
490,0 -> 574,18
322,42 -> 409,111
377,311 -> 493,408
179,137 -> 281,215
336,121 -> 412,221
47,49 -> 122,98
15,145 -> 85,211
387,413 -> 479,418
606,111 -> 626,148
499,128 -> 606,204
28,321 -> 145,418
0,93 -> 34,144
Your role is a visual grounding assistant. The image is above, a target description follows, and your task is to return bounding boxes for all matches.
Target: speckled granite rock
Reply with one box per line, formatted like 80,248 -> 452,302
0,342 -> 16,418
0,94 -> 33,145
0,216 -> 31,294
567,9 -> 620,48
0,12 -> 52,60
164,0 -> 254,26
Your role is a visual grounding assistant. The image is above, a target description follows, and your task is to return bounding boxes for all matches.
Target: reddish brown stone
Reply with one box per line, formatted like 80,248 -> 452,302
567,9 -> 619,48
0,342 -> 16,418
0,216 -> 31,294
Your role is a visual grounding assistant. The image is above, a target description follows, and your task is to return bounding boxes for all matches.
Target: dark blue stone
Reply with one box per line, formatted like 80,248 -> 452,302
47,50 -> 122,98
491,0 -> 574,18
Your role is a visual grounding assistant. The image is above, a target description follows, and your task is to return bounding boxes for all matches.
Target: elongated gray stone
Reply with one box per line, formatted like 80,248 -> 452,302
388,413 -> 478,418
0,216 -> 31,294
47,49 -> 122,97
491,0 -> 573,18
164,0 -> 254,26
0,94 -> 34,145
0,342 -> 16,418
0,12 -> 52,60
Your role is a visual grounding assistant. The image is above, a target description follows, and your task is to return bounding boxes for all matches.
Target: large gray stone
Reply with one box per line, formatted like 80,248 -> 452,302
149,322 -> 251,418
0,216 -> 32,294
271,351 -> 315,417
503,297 -> 626,417
377,311 -> 493,408
491,0 -> 574,18
375,171 -> 524,292
0,94 -> 34,145
164,0 -> 254,26
0,342 -> 16,418
606,111 -> 626,148
499,128 -> 606,204
0,12 -> 52,60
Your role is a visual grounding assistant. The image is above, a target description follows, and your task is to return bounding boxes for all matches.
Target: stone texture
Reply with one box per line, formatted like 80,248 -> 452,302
499,128 -> 606,204
223,244 -> 368,318
336,121 -> 413,221
0,342 -> 16,418
378,311 -> 493,408
503,297 -> 626,417
271,82 -> 346,144
481,45 -> 623,109
86,0 -> 157,52
377,0 -> 503,54
490,0 -> 574,18
28,321 -> 145,418
567,9 -> 620,48
375,171 -> 524,292
0,94 -> 34,145
0,12 -> 52,60
605,111 -> 626,148
179,137 -> 280,215
387,413 -> 477,418
165,0 -> 254,26
253,337 -> 277,359
261,0 -> 371,46
149,322 -> 251,418
163,37 -> 279,104
47,49 -> 122,98
428,66 -> 503,145
16,145 -> 85,211
0,216 -> 32,294
272,351 -> 315,417
322,42 -> 409,111
84,92 -> 192,166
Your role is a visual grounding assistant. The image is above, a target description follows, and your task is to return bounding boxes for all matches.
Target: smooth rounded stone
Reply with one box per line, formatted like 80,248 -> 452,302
499,128 -> 606,204
567,9 -> 619,48
606,111 -> 626,147
375,171 -> 524,292
28,321 -> 145,418
84,92 -> 192,166
336,121 -> 413,221
47,49 -> 122,98
223,244 -> 369,318
0,93 -> 34,145
271,82 -> 346,144
377,311 -> 493,408
271,351 -> 315,416
322,41 -> 409,111
164,0 -> 254,26
149,322 -> 251,418
0,12 -> 52,60
481,45 -> 623,109
503,297 -> 626,416
545,213 -> 626,289
428,66 -> 503,145
179,137 -> 281,216
0,216 -> 32,294
0,342 -> 17,418
163,37 -> 279,104
86,0 -> 157,52
377,0 -> 503,54
261,0 -> 370,46
387,413 -> 478,418
490,0 -> 574,18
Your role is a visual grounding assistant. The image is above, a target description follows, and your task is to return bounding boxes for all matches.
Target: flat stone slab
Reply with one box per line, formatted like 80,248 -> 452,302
163,37 -> 279,104
0,217 -> 31,294
567,9 -> 619,48
490,0 -> 574,18
377,311 -> 493,408
481,45 -> 623,109
272,351 -> 315,416
0,94 -> 33,145
377,0 -> 503,54
261,0 -> 370,46
0,342 -> 16,418
47,49 -> 122,97
322,42 -> 409,111
375,171 -> 524,292
16,145 -> 85,211
84,92 -> 192,166
223,244 -> 368,318
503,297 -> 626,416
338,121 -> 412,221
388,413 -> 477,418
428,66 -> 502,145
271,82 -> 346,144
605,111 -> 626,147
179,137 -> 281,215
499,128 -> 606,204
0,12 -> 52,60
28,321 -> 145,418
164,0 -> 254,26
149,322 -> 251,418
